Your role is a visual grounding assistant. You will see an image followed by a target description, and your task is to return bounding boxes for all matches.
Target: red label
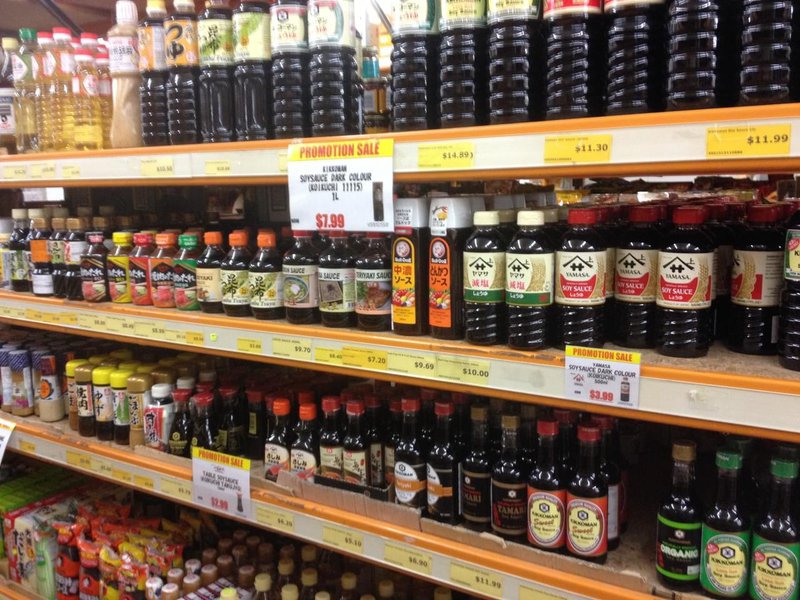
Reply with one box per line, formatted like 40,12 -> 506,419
544,0 -> 603,17
656,251 -> 713,309
556,250 -> 605,306
149,257 -> 175,308
566,494 -> 608,557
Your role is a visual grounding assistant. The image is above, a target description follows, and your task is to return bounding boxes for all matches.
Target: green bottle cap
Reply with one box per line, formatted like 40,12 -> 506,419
716,450 -> 742,470
771,459 -> 799,479
19,29 -> 36,42
179,233 -> 198,249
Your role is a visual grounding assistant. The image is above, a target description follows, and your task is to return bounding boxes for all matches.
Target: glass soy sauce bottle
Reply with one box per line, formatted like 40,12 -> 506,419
198,231 -> 226,313
427,400 -> 459,524
319,396 -> 344,479
566,425 -> 608,564
249,231 -> 284,320
64,218 -> 89,301
221,231 -> 252,317
343,399 -> 368,485
527,418 -> 566,551
394,397 -> 427,509
318,231 -> 356,327
282,231 -> 320,324
168,388 -> 193,457
491,414 -> 527,542
461,404 -> 492,531
355,233 -> 392,331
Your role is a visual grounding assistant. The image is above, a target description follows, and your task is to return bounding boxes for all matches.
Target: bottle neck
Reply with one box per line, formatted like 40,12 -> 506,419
299,418 -> 315,434
671,460 -> 695,495
346,413 -> 362,437
471,419 -> 487,451
769,476 -> 795,517
322,410 -> 339,433
537,434 -> 557,469
274,414 -> 290,433
501,426 -> 518,458
715,468 -> 741,509
401,411 -> 418,440
577,439 -> 599,475
175,401 -> 189,414
433,413 -> 451,447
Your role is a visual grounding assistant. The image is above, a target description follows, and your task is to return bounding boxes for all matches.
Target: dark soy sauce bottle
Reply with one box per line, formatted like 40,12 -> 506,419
270,0 -> 311,138
198,0 -> 236,143
221,231 -> 252,317
355,233 -> 392,332
595,415 -> 621,551
318,231 -> 356,328
165,0 -> 201,144
655,206 -> 715,358
464,211 -> 507,345
705,203 -> 734,339
613,205 -> 663,348
233,0 -> 273,140
666,1 -> 718,110
427,400 -> 459,524
461,404 -> 492,531
491,414 -> 527,542
319,396 -> 344,479
527,418 -> 566,552
727,204 -> 784,355
394,397 -> 427,509
779,205 -> 800,370
249,231 -> 284,320
566,425 -> 608,564
554,408 -> 577,483
282,231 -> 320,324
197,231 -> 226,313
168,388 -> 193,457
139,0 -> 169,146
506,210 -> 554,350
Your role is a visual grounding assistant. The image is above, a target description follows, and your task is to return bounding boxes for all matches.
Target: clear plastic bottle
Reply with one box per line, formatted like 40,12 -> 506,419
34,31 -> 55,152
199,0 -> 236,143
0,38 -> 18,153
95,50 -> 113,148
166,0 -> 201,144
139,0 -> 170,146
233,0 -> 273,140
271,0 -> 311,138
12,29 -> 39,153
739,0 -> 795,105
72,49 -> 103,150
51,28 -> 76,151
108,0 -> 143,148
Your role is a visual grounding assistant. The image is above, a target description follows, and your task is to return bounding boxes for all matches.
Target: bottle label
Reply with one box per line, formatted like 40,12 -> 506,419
130,255 -> 152,305
429,238 -> 454,327
80,256 -> 108,302
441,0 -> 486,29
221,269 -> 250,305
527,488 -> 566,548
543,0 -> 603,18
491,480 -> 527,536
197,266 -> 222,304
271,5 -> 309,52
76,382 -> 93,417
319,267 -> 355,313
700,526 -> 750,597
94,385 -> 114,423
108,35 -> 140,74
370,442 -> 384,487
427,463 -> 455,518
0,88 -> 14,135
343,449 -> 368,485
656,514 -> 701,582
750,534 -> 800,600
107,255 -> 131,303
784,229 -> 800,282
113,389 -> 129,426
320,444 -> 343,479
731,250 -> 783,308
464,251 -> 506,303
505,252 -> 554,306
715,244 -> 733,297
290,448 -> 318,480
462,468 -> 491,525
168,429 -> 189,456
364,89 -> 378,113
309,0 -> 356,48
606,0 -> 665,7
174,258 -> 199,310
150,257 -> 175,308
283,264 -> 319,308
138,23 -> 167,71
656,251 -> 714,310
487,0 -> 539,22
555,250 -> 606,306
264,443 -> 290,479
10,250 -> 27,282
48,240 -> 65,266
128,390 -> 150,432
75,73 -> 98,98
43,50 -> 57,78
144,403 -> 175,450
566,494 -> 608,557
395,460 -> 426,506
385,445 -> 396,484
608,482 -> 619,541
392,237 -> 419,324
233,12 -> 272,61
99,75 -> 112,97
58,50 -> 76,76
166,17 -> 200,67
65,240 -> 88,266
615,248 -> 658,303
11,55 -> 30,83
199,18 -> 235,66
393,0 -> 440,34
32,272 -> 54,295
356,268 -> 392,315
250,271 -> 283,309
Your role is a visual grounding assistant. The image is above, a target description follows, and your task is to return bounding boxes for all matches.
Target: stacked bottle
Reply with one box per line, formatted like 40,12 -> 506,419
139,0 -> 170,146
233,0 -> 273,140
271,0 -> 311,138
72,49 -> 103,151
166,0 -> 201,144
12,28 -> 38,153
198,0 -> 236,143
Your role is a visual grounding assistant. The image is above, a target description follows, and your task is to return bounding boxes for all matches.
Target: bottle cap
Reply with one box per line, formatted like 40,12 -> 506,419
301,568 -> 318,586
192,391 -> 213,407
716,450 -> 742,470
116,0 -> 139,24
593,415 -> 614,430
229,231 -> 247,246
321,395 -> 341,412
537,418 -> 558,436
378,580 -> 394,598
220,590 -> 237,600
87,232 -> 104,244
147,0 -> 167,14
257,232 -> 276,248
567,208 -> 598,226
301,543 -> 316,562
110,369 -> 135,388
19,29 -> 36,43
771,459 -> 799,479
173,388 -> 191,403
80,32 -> 98,43
299,403 -> 317,421
112,231 -> 133,245
254,573 -> 271,592
473,211 -> 500,226
174,0 -> 195,11
297,390 -> 314,404
341,573 -> 357,590
134,232 -> 154,246
281,584 -> 299,600
672,206 -> 706,225
65,359 -> 89,377
155,232 -> 177,246
577,425 -> 601,442
37,32 -> 53,42
501,414 -> 520,429
151,383 -> 172,399
277,558 -> 294,576
747,204 -> 780,223
401,397 -> 420,412
364,393 -> 380,408
11,208 -> 28,220
433,587 -> 452,600
517,211 -> 544,226
272,398 -> 291,416
52,27 -> 71,39
315,594 -> 330,600
346,399 -> 365,416
204,231 -> 223,245
91,365 -> 116,386
628,205 -> 660,223
672,440 -> 696,462
470,404 -> 487,420
434,400 -> 453,416
1,38 -> 18,51
246,388 -> 264,403
179,233 -> 198,248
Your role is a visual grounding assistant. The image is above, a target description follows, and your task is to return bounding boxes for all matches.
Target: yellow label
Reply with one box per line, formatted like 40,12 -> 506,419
204,159 -> 232,176
111,467 -> 132,484
544,134 -> 612,164
255,504 -> 295,534
272,336 -> 313,360
19,440 -> 36,454
140,157 -> 175,177
237,337 -> 263,354
315,347 -> 342,365
341,346 -> 388,370
61,165 -> 81,179
278,150 -> 288,173
149,323 -> 167,340
322,525 -> 364,554
25,308 -> 43,322
519,587 -> 569,600
384,542 -> 433,576
437,355 -> 490,385
29,163 -> 56,179
185,331 -> 205,346
41,312 -> 58,324
164,328 -> 184,343
91,457 -> 113,478
161,476 -> 193,502
387,351 -> 437,377
192,446 -> 252,470
77,313 -> 108,331
706,124 -> 791,158
288,139 -> 394,161
564,346 -> 641,364
3,165 -> 27,180
7,307 -> 24,319
450,562 -> 504,599
105,316 -> 132,334
133,474 -> 155,490
418,141 -> 475,169
66,450 -> 92,470
60,313 -> 78,326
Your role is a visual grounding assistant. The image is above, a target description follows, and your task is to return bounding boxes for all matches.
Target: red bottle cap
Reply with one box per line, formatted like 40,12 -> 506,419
389,398 -> 402,413
229,231 -> 247,246
272,398 -> 291,416
567,208 -> 598,225
364,394 -> 381,408
592,415 -> 614,430
133,232 -> 154,246
537,419 -> 559,436
246,389 -> 265,403
297,390 -> 315,405
299,404 -> 317,421
434,400 -> 454,416
451,392 -> 469,405
672,206 -> 706,225
627,205 -> 660,223
204,231 -> 223,245
577,425 -> 601,442
346,399 -> 365,416
321,396 -> 341,412
193,392 -> 214,407
553,408 -> 576,424
420,389 -> 438,401
219,386 -> 238,400
173,388 -> 191,403
748,204 -> 780,223
705,203 -> 727,221
401,397 -> 420,412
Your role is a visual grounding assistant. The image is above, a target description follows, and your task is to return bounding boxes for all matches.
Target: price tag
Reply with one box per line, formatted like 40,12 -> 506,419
164,328 -> 185,343
204,159 -> 232,176
0,419 -> 15,465
287,139 -> 394,232
91,457 -> 113,478
29,163 -> 56,179
41,312 -> 58,324
437,355 -> 490,386
105,316 -> 125,334
25,308 -> 43,322
78,313 -> 108,332
450,562 -> 503,599
272,336 -> 313,360
3,165 -> 27,180
19,439 -> 36,454
140,157 -> 175,177
277,150 -> 288,173
417,141 -> 475,170
237,337 -> 263,354
7,307 -> 24,319
111,467 -> 132,484
149,323 -> 167,340
60,313 -> 78,326
544,134 -> 613,164
134,322 -> 166,340
322,525 -> 364,554
134,474 -> 155,491
161,476 -> 193,502
192,447 -> 252,519
315,347 -> 342,365
185,331 -> 205,346
706,124 -> 791,158
255,504 -> 295,534
519,586 -> 569,600
387,351 -> 437,378
384,542 -> 433,576
61,165 -> 80,179
341,346 -> 388,370
66,450 -> 92,470
564,346 -> 641,408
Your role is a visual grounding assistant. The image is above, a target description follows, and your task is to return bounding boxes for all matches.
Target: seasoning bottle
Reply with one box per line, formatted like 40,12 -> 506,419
265,397 -> 291,481
30,239 -> 53,296
291,403 -> 319,480
282,231 -> 320,324
491,414 -> 527,541
65,358 -> 89,431
75,362 -> 96,436
8,208 -> 29,292
125,370 -> 152,447
460,404 -> 492,531
527,418 -> 566,551
392,197 -> 430,335
49,217 -> 67,297
343,399 -> 368,485
150,232 -> 178,308
318,231 -> 356,327
198,231 -> 226,313
62,218 -> 87,300
354,233 -> 392,331
246,388 -> 266,461
130,232 -> 155,305
168,388 -> 193,457
249,232 -> 284,320
566,425 -> 608,563
92,366 -> 117,441
221,231 -> 252,317
145,383 -> 175,451
595,415 -> 621,550
427,400 -> 459,523
464,211 -> 507,345
107,231 -> 133,303
108,0 -> 143,148
174,233 -> 200,311
705,203 -> 735,337
384,398 -> 402,486
110,369 -> 134,445
364,395 -> 385,488
395,397 -> 426,508
219,387 -> 245,456
319,396 -> 344,479
191,391 -> 218,450
36,353 -> 62,422
80,232 -> 110,302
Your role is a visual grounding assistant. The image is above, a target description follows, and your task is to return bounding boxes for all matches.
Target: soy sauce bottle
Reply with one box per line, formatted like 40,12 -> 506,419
461,404 -> 492,531
290,403 -> 319,479
705,203 -> 734,338
168,388 -> 193,457
221,231 -> 252,317
491,414 -> 527,542
427,400 -> 459,523
464,211 -> 507,345
566,425 -> 608,564
779,206 -> 800,370
265,397 -> 291,480
527,418 -> 566,551
666,1 -> 720,110
233,0 -> 273,140
198,0 -> 236,143
282,231 -> 320,324
249,231 -> 284,320
343,399 -> 368,485
595,415 -> 621,550
318,231 -> 356,328
165,0 -> 201,144
395,397 -> 427,508
319,396 -> 344,479
139,0 -> 169,146
270,0 -> 311,138
355,233 -> 392,332
392,197 -> 430,336
197,231 -> 226,313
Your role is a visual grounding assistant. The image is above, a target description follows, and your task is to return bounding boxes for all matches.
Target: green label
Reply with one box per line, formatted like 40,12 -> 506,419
11,250 -> 28,282
249,271 -> 283,309
656,514 -> 702,582
750,533 -> 800,600
199,18 -> 234,66
464,251 -> 505,303
505,252 -> 554,307
174,258 -> 199,311
221,269 -> 250,305
785,229 -> 800,282
701,525 -> 750,597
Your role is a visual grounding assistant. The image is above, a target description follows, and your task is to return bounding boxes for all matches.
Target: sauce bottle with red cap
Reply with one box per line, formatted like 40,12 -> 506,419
221,231 -> 252,317
553,208 -> 607,349
343,399 -> 368,485
150,233 -> 178,308
291,404 -> 319,480
656,206 -> 715,358
319,396 -> 344,479
395,397 -> 427,508
283,231 -> 320,324
728,204 -> 784,355
197,231 -> 226,313
265,397 -> 292,481
704,203 -> 734,337
130,232 -> 155,305
566,425 -> 608,563
527,418 -> 566,551
426,400 -> 459,523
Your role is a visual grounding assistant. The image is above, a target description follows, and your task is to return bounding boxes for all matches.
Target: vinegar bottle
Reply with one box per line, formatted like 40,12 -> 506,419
72,49 -> 103,150
199,0 -> 236,143
166,0 -> 201,144
139,0 -> 169,146
51,28 -> 76,151
108,1 -> 143,148
464,211 -> 507,345
270,0 -> 311,138
12,29 -> 38,154
34,31 -> 55,151
233,0 -> 273,140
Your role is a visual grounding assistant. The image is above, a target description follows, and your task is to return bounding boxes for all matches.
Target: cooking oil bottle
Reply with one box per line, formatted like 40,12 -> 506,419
72,49 -> 103,150
51,27 -> 76,151
34,31 -> 55,151
12,29 -> 38,153
96,49 -> 112,148
0,38 -> 18,154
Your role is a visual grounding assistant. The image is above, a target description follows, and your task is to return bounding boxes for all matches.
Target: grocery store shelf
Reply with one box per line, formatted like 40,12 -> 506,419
1,104 -> 799,187
1,291 -> 799,442
0,580 -> 39,600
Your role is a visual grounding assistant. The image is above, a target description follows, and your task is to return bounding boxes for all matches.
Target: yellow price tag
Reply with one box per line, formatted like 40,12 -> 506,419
278,150 -> 288,173
61,165 -> 81,179
78,313 -> 108,331
133,474 -> 155,490
387,351 -> 437,377
437,355 -> 490,386
544,134 -> 612,164
237,337 -> 263,354
7,307 -> 24,319
164,328 -> 185,343
66,450 -> 92,471
105,316 -> 123,334
418,141 -> 475,170
384,542 -> 433,576
322,525 -> 364,554
0,306 -> 9,317
60,313 -> 78,326
41,312 -> 58,324
3,165 -> 27,180
160,476 -> 192,502
341,347 -> 387,370
314,347 -> 342,365
272,336 -> 312,360
185,331 -> 205,346
25,309 -> 43,322
450,562 -> 503,599
256,504 -> 295,534
19,440 -> 36,454
149,324 -> 167,340
205,159 -> 232,175
140,157 -> 174,177
706,124 -> 791,158
29,163 -> 56,179
111,467 -> 132,484
519,586 -> 569,600
91,457 -> 113,479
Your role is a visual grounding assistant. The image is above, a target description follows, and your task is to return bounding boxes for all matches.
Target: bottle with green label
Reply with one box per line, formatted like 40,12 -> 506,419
249,231 -> 284,320
221,231 -> 252,317
749,458 -> 800,600
174,233 -> 200,310
701,450 -> 751,598
233,0 -> 272,140
464,210 -> 507,345
199,0 -> 235,142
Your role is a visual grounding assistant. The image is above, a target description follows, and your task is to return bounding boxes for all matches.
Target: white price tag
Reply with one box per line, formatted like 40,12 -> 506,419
192,447 -> 252,519
564,346 -> 641,408
0,418 -> 15,464
287,139 -> 395,232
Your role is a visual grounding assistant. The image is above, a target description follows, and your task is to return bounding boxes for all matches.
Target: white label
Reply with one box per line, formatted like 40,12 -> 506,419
11,55 -> 27,81
0,419 -> 14,465
192,447 -> 252,518
608,483 -> 619,540
343,449 -> 367,484
107,35 -> 140,74
731,250 -> 783,308
308,0 -> 356,48
319,267 -> 355,312
394,460 -> 426,504
94,385 -> 114,422
564,346 -> 641,409
290,448 -> 317,480
556,251 -> 606,306
505,252 -> 554,307
320,444 -> 343,476
464,251 -> 505,303
656,251 -> 714,309
249,271 -> 283,309
31,273 -> 54,295
264,443 -> 290,479
393,0 -> 439,33
615,248 -> 658,303
197,267 -> 222,303
282,264 -> 319,308
0,88 -> 15,133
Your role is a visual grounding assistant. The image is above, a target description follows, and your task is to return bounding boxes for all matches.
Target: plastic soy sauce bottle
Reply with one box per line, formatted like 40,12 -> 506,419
81,233 -> 110,303
464,211 -> 507,345
249,231 -> 284,320
553,208 -> 607,349
505,210 -> 554,350
395,397 -> 427,508
174,233 -> 200,310
197,231 -> 226,313
739,0 -> 795,105
290,403 -> 319,480
566,425 -> 608,563
165,0 -> 201,144
150,233 -> 178,308
139,0 -> 169,146
233,0 -> 273,140
655,206 -> 715,358
221,231 -> 252,317
198,0 -> 236,143
728,204 -> 784,355
705,203 -> 734,337
108,232 -> 133,304
270,0 -> 311,138
461,404 -> 492,531
527,418 -> 566,551
355,233 -> 392,332
392,197 -> 430,336
666,1 -> 720,110
491,414 -> 527,542
614,205 -> 664,348
427,400 -> 459,523
318,231 -> 356,327
282,231 -> 320,324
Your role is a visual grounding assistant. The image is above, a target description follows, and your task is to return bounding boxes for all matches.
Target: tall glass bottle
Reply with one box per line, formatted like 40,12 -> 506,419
199,0 -> 236,142
166,0 -> 201,144
395,397 -> 426,508
290,404 -> 319,480
319,396 -> 344,479
282,231 -> 320,324
249,231 -> 284,320
527,418 -> 566,551
12,28 -> 38,153
427,400 -> 459,523
461,404 -> 492,531
595,415 -> 621,550
343,399 -> 367,485
566,425 -> 607,563
233,0 -> 273,140
264,397 -> 291,480
198,231 -> 225,313
270,0 -> 311,138
464,211 -> 507,345
355,233 -> 392,331
139,0 -> 169,146
221,231 -> 252,317
491,414 -> 527,541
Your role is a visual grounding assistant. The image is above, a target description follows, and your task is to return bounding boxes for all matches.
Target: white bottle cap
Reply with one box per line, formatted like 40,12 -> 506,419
473,211 -> 499,226
11,208 -> 27,220
176,376 -> 195,390
151,383 -> 172,399
517,211 -> 544,226
27,208 -> 45,219
116,0 -> 139,25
